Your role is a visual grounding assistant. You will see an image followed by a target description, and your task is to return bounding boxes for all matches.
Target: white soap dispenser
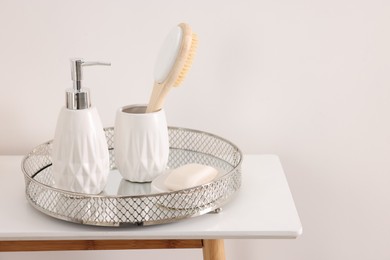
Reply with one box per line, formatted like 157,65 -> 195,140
52,58 -> 111,194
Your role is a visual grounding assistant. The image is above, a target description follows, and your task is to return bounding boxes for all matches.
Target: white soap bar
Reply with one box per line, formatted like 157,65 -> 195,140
164,163 -> 219,191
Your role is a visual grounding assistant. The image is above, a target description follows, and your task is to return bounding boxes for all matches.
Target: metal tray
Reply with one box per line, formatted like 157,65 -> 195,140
21,127 -> 242,226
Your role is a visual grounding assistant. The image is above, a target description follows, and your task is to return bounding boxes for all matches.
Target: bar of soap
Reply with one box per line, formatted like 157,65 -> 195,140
164,163 -> 219,191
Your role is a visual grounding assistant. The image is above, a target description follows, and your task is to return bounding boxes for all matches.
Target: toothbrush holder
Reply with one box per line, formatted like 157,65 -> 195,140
114,104 -> 169,182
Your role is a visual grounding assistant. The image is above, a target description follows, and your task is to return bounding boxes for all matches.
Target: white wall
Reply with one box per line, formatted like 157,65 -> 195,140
1,0 -> 390,259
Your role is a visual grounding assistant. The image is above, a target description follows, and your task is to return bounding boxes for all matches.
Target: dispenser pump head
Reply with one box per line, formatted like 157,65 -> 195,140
66,59 -> 111,110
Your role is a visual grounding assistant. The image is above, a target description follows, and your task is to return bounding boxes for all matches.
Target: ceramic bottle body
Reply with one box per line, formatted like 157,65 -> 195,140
52,106 -> 109,194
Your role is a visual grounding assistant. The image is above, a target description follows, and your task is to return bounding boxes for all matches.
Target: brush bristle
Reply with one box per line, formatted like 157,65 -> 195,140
174,33 -> 198,87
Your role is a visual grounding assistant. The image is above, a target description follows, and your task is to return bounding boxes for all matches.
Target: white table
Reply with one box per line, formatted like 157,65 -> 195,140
0,155 -> 302,259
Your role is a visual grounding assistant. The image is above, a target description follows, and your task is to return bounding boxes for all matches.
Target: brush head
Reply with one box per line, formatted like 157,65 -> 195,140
173,32 -> 198,87
146,23 -> 198,113
154,26 -> 183,84
153,23 -> 198,86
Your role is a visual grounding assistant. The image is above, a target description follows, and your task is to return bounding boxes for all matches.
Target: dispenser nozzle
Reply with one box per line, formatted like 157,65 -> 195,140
70,59 -> 111,91
66,58 -> 111,110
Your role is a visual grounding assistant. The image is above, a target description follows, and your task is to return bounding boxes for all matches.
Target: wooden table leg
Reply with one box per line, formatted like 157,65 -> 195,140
202,239 -> 226,260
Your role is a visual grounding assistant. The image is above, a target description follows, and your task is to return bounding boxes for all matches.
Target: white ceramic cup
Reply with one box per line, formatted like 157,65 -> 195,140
114,105 -> 169,182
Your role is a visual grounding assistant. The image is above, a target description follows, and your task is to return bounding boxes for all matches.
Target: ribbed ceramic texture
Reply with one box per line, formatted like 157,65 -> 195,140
22,127 -> 242,226
52,107 -> 109,194
114,105 -> 169,182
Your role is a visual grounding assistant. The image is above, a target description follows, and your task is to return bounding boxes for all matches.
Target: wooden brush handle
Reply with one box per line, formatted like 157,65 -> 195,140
146,82 -> 172,113
146,50 -> 187,113
146,82 -> 162,113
